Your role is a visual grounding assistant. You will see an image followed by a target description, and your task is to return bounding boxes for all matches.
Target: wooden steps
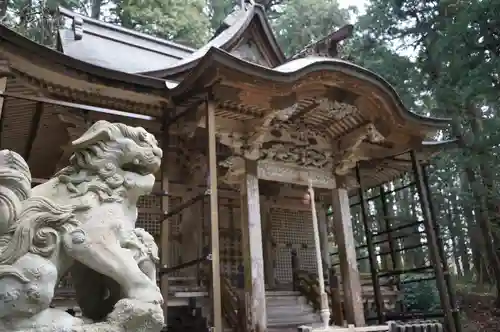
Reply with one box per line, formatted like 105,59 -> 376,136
266,290 -> 321,329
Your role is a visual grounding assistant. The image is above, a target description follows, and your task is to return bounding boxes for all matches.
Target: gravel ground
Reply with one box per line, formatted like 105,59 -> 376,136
459,292 -> 500,332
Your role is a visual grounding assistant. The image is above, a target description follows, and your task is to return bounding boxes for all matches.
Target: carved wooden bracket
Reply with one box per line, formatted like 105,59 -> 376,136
245,109 -> 284,159
332,123 -> 385,176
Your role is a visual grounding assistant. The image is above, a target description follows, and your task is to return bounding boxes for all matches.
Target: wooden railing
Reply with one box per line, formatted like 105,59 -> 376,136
294,269 -> 400,320
295,268 -> 345,325
221,275 -> 248,332
291,250 -> 400,325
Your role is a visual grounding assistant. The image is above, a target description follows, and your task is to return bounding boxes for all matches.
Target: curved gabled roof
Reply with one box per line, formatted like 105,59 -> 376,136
169,47 -> 450,131
142,4 -> 286,78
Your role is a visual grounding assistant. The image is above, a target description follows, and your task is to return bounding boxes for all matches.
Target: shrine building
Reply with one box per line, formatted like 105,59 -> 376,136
0,2 -> 460,332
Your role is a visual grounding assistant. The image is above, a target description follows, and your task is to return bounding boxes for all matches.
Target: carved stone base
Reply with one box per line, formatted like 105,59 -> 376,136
7,299 -> 164,332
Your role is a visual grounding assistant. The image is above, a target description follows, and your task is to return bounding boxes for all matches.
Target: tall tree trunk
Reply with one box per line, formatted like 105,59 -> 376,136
466,166 -> 500,304
467,105 -> 500,304
445,198 -> 462,276
0,0 -> 8,19
461,166 -> 490,283
19,0 -> 32,30
91,0 -> 102,19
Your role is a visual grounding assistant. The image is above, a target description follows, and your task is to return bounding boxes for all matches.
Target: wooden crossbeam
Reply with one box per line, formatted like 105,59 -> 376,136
0,92 -> 156,121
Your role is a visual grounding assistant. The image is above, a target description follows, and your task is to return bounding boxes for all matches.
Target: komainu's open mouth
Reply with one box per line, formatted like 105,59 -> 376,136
122,158 -> 161,176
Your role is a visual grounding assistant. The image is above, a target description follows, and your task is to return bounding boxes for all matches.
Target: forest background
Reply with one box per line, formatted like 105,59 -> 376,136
2,0 -> 500,325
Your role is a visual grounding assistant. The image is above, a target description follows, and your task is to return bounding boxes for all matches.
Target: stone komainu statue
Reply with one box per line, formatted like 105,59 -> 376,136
0,120 -> 164,332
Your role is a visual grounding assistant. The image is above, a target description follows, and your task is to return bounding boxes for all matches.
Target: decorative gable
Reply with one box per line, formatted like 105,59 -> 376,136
231,37 -> 271,67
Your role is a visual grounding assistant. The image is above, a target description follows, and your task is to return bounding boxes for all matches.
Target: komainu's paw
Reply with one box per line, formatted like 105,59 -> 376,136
108,299 -> 164,331
128,286 -> 163,305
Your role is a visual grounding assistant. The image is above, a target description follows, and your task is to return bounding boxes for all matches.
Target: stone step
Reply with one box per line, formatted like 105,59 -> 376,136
267,313 -> 319,324
266,298 -> 304,307
268,316 -> 318,328
267,305 -> 316,316
266,290 -> 301,297
265,292 -> 320,328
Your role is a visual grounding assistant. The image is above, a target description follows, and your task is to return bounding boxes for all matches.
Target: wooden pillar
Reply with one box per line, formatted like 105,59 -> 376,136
331,186 -> 365,326
159,114 -> 170,326
411,151 -> 457,332
308,182 -> 330,329
206,98 -> 223,332
318,204 -> 331,272
240,159 -> 267,332
356,166 -> 384,323
261,198 -> 275,289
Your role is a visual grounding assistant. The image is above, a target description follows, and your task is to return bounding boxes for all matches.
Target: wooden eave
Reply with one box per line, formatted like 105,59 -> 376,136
141,4 -> 286,79
165,48 -> 455,190
354,139 -> 458,191
170,47 -> 450,135
0,24 -> 170,114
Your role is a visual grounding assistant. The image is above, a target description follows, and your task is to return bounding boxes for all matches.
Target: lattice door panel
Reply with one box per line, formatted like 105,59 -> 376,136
297,247 -> 317,274
202,202 -> 243,284
138,194 -> 161,209
270,207 -> 317,285
219,205 -> 233,278
168,196 -> 183,276
136,192 -> 162,236
274,246 -> 293,283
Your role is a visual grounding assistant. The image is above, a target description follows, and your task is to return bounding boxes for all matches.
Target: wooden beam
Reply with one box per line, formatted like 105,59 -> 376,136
331,186 -> 365,326
287,101 -> 319,123
166,99 -> 204,128
206,97 -> 223,332
0,91 -> 155,121
240,159 -> 267,332
257,160 -> 336,189
24,102 -> 43,162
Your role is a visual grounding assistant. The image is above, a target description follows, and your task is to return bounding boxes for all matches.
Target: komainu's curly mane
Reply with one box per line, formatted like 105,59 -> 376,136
0,150 -> 32,234
56,121 -> 158,203
0,197 -> 79,265
57,140 -> 131,203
